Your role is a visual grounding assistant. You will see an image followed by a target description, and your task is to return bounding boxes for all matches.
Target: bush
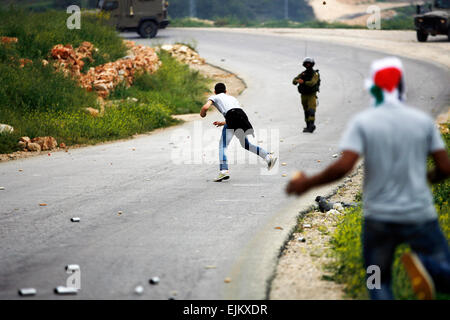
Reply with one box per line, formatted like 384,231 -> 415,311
110,51 -> 210,115
0,8 -> 127,65
0,131 -> 21,154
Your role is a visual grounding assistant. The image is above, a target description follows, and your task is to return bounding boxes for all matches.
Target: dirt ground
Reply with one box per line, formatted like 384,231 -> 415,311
269,165 -> 364,300
0,62 -> 246,162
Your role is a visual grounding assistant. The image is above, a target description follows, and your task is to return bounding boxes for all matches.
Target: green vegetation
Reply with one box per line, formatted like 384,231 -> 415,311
0,8 -> 210,154
170,17 -> 362,29
381,5 -> 416,30
110,51 -> 210,115
168,0 -> 314,23
326,129 -> 450,300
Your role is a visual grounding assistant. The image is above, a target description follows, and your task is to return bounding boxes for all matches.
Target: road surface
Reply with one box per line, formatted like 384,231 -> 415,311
0,28 -> 448,299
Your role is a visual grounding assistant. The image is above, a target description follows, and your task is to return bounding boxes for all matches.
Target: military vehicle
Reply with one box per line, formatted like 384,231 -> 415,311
97,0 -> 170,38
414,0 -> 450,42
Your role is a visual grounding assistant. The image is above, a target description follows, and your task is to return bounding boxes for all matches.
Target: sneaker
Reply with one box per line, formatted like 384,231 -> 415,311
267,155 -> 278,171
214,171 -> 230,182
401,252 -> 435,300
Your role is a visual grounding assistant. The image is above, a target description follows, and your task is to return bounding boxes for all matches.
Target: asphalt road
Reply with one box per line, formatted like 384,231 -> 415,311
0,28 -> 448,300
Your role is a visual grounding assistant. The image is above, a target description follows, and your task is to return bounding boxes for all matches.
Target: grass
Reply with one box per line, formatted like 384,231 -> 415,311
110,51 -> 210,115
0,8 -> 211,154
170,12 -> 416,30
326,129 -> 450,300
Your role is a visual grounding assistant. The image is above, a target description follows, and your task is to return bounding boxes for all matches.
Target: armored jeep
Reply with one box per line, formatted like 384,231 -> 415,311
97,0 -> 170,38
414,0 -> 450,42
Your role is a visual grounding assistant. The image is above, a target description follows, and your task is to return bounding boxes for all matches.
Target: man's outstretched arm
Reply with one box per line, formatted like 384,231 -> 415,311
200,100 -> 213,118
428,149 -> 450,184
286,151 -> 359,196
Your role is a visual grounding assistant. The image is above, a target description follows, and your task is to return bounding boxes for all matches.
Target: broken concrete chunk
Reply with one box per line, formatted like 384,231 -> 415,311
149,277 -> 160,285
18,288 -> 37,296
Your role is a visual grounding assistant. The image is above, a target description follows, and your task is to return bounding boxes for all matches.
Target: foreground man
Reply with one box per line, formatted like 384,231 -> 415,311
286,57 -> 450,300
200,83 -> 277,182
292,57 -> 321,133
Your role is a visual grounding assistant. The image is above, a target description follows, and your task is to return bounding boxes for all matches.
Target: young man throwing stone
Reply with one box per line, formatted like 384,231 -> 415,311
200,83 -> 277,182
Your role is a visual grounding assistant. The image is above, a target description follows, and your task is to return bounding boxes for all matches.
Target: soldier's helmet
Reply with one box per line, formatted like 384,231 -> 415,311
302,57 -> 315,68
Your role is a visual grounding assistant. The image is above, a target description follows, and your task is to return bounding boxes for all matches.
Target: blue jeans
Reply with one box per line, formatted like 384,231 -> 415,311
363,218 -> 450,300
219,124 -> 268,171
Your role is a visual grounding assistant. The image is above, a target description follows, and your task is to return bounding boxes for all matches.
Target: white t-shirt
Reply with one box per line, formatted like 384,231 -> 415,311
208,93 -> 241,116
339,101 -> 445,223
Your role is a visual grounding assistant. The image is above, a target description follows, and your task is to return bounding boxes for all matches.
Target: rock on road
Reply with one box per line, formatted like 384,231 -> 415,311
0,28 -> 448,299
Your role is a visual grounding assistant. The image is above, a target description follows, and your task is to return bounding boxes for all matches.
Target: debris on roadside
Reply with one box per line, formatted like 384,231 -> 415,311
303,224 -> 312,229
18,288 -> 37,297
332,154 -> 338,158
297,237 -> 306,242
70,217 -> 80,222
134,285 -> 144,295
275,226 -> 283,230
54,286 -> 77,295
0,187 -> 5,190
50,40 -> 161,98
0,124 -> 14,133
224,277 -> 232,283
149,277 -> 160,285
159,44 -> 205,65
39,203 -> 47,207
204,265 -> 217,269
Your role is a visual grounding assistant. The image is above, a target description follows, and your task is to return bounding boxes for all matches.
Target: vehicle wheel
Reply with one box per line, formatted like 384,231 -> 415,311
138,21 -> 158,38
416,30 -> 428,42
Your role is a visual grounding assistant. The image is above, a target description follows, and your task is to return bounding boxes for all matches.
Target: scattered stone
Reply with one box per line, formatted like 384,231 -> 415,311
0,187 -> 4,190
1,36 -> 18,44
18,169 -> 23,172
71,217 -> 81,222
224,277 -> 232,283
160,44 -> 205,65
31,136 -> 57,151
205,265 -> 217,269
297,237 -> 306,242
118,211 -> 123,215
39,203 -> 47,207
282,174 -> 287,177
326,209 -> 341,215
18,141 -> 27,150
303,224 -> 312,228
0,124 -> 14,133
333,203 -> 344,212
332,154 -> 338,158
317,160 -> 321,163
134,285 -> 144,295
281,162 -> 287,166
149,277 -> 160,285
275,226 -> 283,230
66,264 -> 80,272
54,286 -> 77,295
26,142 -> 41,152
59,142 -> 66,149
18,288 -> 36,296
51,40 -> 160,98
85,107 -> 100,117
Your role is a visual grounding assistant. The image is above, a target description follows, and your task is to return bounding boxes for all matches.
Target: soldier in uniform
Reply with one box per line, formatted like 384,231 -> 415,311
292,57 -> 320,133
